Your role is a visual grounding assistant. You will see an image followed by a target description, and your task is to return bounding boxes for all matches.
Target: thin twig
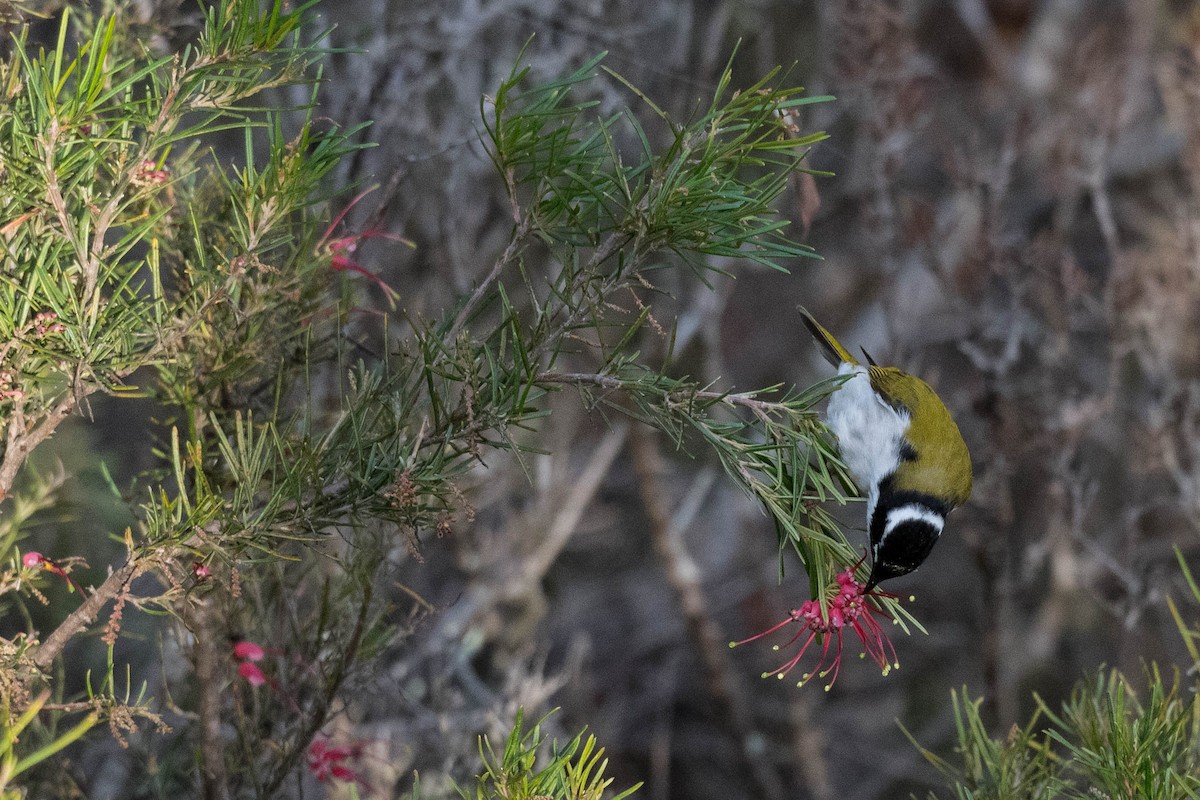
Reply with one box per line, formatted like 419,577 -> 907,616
185,594 -> 232,800
30,557 -> 143,671
788,692 -> 835,800
629,430 -> 785,800
516,422 -> 628,586
417,423 -> 628,662
0,393 -> 76,503
1089,168 -> 1121,265
446,218 -> 532,341
0,285 -> 226,503
538,370 -> 781,415
263,581 -> 374,794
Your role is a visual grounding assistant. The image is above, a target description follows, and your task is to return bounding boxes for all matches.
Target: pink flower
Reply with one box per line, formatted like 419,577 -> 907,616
232,640 -> 269,687
317,188 -> 410,302
307,738 -> 363,785
33,311 -> 65,337
135,159 -> 169,185
233,640 -> 265,662
326,235 -> 401,300
191,561 -> 212,580
238,661 -> 267,687
21,551 -> 86,595
731,566 -> 900,690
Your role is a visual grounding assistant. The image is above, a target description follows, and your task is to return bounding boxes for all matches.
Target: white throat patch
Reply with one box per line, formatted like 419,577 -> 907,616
825,364 -> 910,521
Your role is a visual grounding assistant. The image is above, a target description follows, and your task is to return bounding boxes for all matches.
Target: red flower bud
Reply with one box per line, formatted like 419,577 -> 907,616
233,640 -> 265,662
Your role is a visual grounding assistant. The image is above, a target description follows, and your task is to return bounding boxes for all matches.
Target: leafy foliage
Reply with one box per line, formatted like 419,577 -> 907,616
916,552 -> 1200,800
0,0 -> 887,795
0,691 -> 96,799
443,709 -> 640,800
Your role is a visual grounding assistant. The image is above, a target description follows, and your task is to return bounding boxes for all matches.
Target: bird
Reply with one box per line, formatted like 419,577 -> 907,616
798,308 -> 972,592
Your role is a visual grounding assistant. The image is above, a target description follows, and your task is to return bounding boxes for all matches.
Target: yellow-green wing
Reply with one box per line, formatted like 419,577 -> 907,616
868,366 -> 973,508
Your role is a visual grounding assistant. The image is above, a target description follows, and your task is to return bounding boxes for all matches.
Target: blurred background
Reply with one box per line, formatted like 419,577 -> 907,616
27,0 -> 1200,797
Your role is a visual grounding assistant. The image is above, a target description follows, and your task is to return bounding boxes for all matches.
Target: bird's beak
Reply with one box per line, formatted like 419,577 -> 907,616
863,570 -> 881,595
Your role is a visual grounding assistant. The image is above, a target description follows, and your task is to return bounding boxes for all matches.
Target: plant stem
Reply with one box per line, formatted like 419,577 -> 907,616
446,218 -> 532,341
629,430 -> 785,800
30,557 -> 142,671
186,595 -> 232,800
538,370 -> 780,415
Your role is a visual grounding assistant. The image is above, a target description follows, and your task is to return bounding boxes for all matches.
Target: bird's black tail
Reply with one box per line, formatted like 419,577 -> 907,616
798,307 -> 857,367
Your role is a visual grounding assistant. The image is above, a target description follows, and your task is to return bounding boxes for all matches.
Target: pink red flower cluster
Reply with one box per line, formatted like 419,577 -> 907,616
731,566 -> 900,690
22,551 -> 86,595
233,640 -> 267,687
33,311 -> 65,337
306,738 -> 364,785
229,638 -> 369,782
135,159 -> 170,185
318,188 -> 409,301
0,370 -> 23,401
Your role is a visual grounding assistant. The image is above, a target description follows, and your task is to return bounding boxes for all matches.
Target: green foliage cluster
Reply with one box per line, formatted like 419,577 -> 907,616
435,710 -> 640,800
3,2 -> 1200,799
916,551 -> 1200,800
0,691 -> 95,798
0,1 -> 866,796
478,46 -> 918,622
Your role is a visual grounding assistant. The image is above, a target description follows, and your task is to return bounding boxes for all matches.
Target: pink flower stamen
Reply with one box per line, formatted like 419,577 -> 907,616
731,565 -> 902,690
318,187 -> 411,303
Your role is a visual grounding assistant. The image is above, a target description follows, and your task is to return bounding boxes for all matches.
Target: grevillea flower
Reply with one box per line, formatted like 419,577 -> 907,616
307,738 -> 363,784
318,188 -> 410,302
33,311 -> 65,337
0,369 -> 20,401
191,561 -> 212,580
233,640 -> 268,687
134,159 -> 169,185
233,640 -> 265,662
730,566 -> 900,691
22,551 -> 86,596
228,640 -> 310,715
238,661 -> 267,687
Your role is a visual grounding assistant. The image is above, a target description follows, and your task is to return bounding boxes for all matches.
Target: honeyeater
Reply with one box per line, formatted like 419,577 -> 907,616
799,308 -> 972,591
